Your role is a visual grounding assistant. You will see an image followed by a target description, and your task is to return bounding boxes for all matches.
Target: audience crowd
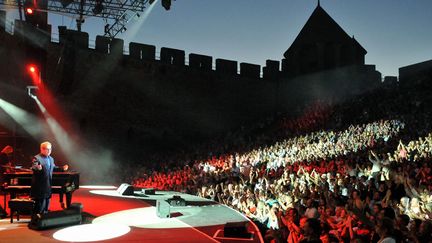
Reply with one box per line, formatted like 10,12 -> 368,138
125,77 -> 432,243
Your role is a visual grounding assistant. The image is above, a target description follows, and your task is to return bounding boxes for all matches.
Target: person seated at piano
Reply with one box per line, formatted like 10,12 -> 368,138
0,145 -> 13,218
30,141 -> 68,215
0,145 -> 14,175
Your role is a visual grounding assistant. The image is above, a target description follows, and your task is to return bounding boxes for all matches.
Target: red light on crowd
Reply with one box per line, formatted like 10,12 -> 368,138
26,8 -> 34,15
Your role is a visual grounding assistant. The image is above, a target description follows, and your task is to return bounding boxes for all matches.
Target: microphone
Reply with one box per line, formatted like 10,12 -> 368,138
32,158 -> 42,170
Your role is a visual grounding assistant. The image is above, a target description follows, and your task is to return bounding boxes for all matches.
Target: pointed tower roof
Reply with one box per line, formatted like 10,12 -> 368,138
284,4 -> 366,58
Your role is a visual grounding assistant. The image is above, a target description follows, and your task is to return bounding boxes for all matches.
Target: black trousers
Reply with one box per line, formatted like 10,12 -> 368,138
32,197 -> 51,214
0,204 -> 7,218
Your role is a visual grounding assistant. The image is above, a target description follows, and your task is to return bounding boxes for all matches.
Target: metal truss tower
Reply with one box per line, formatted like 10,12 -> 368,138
0,0 -> 153,38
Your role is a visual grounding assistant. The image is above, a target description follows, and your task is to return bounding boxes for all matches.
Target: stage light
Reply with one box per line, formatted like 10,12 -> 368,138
28,64 -> 37,74
23,0 -> 37,25
26,64 -> 42,85
25,7 -> 34,15
92,0 -> 104,15
161,0 -> 171,10
27,64 -> 39,76
104,24 -> 110,34
22,0 -> 48,29
60,0 -> 73,8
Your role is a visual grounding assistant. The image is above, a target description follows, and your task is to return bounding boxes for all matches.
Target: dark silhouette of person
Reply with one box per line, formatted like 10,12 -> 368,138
0,145 -> 13,218
0,145 -> 13,174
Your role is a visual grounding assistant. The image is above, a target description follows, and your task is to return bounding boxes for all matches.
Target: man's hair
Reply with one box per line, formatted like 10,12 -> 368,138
378,217 -> 395,235
398,214 -> 410,226
40,141 -> 52,148
383,207 -> 396,220
374,203 -> 382,210
306,218 -> 321,237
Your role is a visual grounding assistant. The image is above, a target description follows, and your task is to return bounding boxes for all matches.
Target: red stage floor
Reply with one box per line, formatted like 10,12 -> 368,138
0,186 -> 263,243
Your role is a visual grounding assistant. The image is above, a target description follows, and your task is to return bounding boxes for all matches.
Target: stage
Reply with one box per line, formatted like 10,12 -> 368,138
0,186 -> 263,242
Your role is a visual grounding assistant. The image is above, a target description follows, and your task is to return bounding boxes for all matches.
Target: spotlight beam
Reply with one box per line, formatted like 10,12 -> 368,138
122,0 -> 157,41
33,97 -> 116,184
0,98 -> 47,139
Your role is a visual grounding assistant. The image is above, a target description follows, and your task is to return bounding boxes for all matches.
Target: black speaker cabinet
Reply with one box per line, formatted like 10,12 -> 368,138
69,202 -> 83,214
142,188 -> 155,195
29,209 -> 82,230
224,222 -> 251,238
167,195 -> 186,206
117,183 -> 134,196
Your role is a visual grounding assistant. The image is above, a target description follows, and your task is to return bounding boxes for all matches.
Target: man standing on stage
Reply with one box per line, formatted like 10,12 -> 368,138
31,141 -> 68,215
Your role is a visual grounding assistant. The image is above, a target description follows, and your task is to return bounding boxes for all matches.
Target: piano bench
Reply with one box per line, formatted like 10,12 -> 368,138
8,198 -> 35,223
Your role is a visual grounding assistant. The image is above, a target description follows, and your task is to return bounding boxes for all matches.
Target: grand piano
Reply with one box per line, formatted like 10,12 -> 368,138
1,171 -> 80,209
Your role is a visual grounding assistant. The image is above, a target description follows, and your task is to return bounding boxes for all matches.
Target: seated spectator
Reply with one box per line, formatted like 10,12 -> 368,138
300,218 -> 322,243
375,217 -> 396,243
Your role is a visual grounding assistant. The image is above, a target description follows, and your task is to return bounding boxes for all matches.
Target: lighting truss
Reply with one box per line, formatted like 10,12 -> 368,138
0,0 -> 151,38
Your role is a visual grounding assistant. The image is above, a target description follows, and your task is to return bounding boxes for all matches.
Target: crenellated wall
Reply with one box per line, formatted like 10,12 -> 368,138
188,53 -> 212,70
54,26 -> 283,80
0,14 -> 382,162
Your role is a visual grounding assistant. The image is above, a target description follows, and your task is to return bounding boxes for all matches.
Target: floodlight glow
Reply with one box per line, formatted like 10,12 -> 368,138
53,223 -> 130,242
0,98 -> 46,138
80,185 -> 117,189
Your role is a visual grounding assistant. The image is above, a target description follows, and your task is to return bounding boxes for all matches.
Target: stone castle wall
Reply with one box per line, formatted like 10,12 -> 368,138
0,16 -> 382,161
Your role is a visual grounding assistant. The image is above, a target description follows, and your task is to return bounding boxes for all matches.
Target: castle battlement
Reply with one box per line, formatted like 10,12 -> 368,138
1,13 -> 281,81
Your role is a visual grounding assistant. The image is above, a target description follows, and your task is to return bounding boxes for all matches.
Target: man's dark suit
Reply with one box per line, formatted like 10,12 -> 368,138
31,154 -> 55,214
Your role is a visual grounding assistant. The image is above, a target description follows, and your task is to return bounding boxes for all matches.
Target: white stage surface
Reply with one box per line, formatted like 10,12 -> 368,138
90,189 -> 252,229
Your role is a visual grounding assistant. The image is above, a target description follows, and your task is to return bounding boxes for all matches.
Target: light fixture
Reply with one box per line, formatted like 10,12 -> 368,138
161,0 -> 171,10
27,85 -> 38,99
25,7 -> 34,15
60,0 -> 73,8
92,0 -> 104,15
104,24 -> 110,33
28,65 -> 37,73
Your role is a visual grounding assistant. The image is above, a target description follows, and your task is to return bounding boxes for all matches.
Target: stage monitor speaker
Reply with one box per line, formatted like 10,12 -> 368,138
167,195 -> 186,206
117,183 -> 134,196
156,200 -> 170,218
69,202 -> 83,214
116,183 -> 126,193
28,209 -> 82,230
224,222 -> 251,238
142,188 -> 155,195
